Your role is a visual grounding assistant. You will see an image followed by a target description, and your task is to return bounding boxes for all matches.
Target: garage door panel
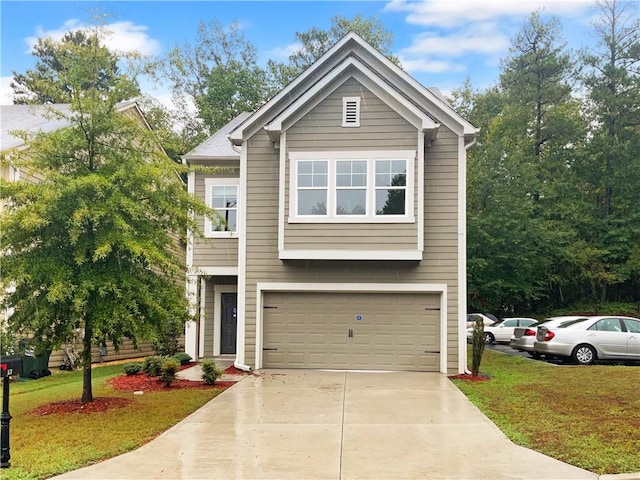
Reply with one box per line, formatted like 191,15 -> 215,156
263,292 -> 441,371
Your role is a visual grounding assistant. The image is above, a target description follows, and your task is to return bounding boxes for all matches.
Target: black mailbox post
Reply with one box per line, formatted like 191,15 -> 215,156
1,354 -> 22,468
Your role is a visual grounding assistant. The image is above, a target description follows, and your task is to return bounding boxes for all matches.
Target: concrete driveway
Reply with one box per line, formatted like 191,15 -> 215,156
53,370 -> 596,480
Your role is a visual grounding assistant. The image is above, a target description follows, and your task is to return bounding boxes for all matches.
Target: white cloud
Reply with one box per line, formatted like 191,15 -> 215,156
0,77 -> 14,105
25,19 -> 160,57
399,58 -> 465,74
400,23 -> 510,57
267,42 -> 301,60
385,0 -> 593,28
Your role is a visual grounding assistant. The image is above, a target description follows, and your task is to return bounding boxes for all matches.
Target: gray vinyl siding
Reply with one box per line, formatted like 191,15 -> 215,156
283,78 -> 419,251
192,170 -> 239,267
244,123 -> 461,373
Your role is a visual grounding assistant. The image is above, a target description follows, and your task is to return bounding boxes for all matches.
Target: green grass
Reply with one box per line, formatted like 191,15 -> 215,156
3,365 -> 222,480
453,348 -> 640,475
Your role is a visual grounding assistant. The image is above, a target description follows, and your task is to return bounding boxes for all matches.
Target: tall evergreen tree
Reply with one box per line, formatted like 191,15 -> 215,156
579,0 -> 640,302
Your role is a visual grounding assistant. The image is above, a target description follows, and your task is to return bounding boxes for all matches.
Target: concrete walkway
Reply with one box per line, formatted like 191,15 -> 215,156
52,370 -> 600,480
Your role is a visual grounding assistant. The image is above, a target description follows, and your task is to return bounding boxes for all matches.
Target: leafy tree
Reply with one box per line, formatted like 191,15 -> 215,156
578,0 -> 640,302
158,19 -> 273,146
1,28 -> 212,403
271,15 -> 400,87
11,29 -> 140,104
462,13 -> 588,314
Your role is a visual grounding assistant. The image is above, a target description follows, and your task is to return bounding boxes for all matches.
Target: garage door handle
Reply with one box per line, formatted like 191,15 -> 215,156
263,348 -> 278,351
348,329 -> 353,338
424,350 -> 440,354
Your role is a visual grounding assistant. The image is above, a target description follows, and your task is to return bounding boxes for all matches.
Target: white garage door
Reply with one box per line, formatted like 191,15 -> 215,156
262,292 -> 441,371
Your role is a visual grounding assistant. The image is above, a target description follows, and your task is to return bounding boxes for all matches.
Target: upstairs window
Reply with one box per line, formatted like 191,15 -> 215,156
375,159 -> 407,215
336,160 -> 367,215
342,97 -> 360,127
205,178 -> 239,237
290,151 -> 415,223
297,160 -> 328,215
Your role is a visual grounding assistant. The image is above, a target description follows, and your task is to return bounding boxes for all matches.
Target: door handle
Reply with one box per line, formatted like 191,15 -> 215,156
348,329 -> 353,338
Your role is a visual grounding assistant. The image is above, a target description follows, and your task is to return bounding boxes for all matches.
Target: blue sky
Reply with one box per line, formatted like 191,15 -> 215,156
1,0 -> 603,107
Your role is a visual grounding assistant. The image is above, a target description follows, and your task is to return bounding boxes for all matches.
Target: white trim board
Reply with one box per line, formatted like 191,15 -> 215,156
254,282 -> 447,374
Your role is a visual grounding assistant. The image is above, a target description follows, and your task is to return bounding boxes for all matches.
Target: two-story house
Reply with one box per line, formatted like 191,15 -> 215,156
184,33 -> 478,374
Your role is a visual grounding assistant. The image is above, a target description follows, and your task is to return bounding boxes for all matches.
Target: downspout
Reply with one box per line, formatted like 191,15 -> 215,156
233,360 -> 252,372
463,133 -> 478,375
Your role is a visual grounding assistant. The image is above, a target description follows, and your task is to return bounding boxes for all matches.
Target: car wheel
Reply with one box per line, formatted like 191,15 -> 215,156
484,333 -> 495,345
572,344 -> 596,365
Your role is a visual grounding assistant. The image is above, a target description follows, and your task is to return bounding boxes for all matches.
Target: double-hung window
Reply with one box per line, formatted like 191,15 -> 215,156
290,151 -> 414,222
205,178 -> 239,237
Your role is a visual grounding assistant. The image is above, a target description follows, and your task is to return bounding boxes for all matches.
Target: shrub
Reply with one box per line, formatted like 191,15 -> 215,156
152,318 -> 184,357
160,358 -> 180,387
171,352 -> 192,365
471,317 -> 486,377
201,359 -> 223,385
123,363 -> 142,375
142,356 -> 164,377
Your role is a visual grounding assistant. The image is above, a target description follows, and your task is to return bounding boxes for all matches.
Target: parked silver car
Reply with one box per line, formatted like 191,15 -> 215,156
467,317 -> 537,344
510,316 -> 588,358
533,316 -> 640,365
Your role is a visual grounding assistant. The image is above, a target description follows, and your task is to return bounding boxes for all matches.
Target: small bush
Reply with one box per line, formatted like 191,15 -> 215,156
160,358 -> 180,387
201,359 -> 223,385
142,356 -> 164,377
123,363 -> 142,375
471,317 -> 486,377
171,352 -> 192,365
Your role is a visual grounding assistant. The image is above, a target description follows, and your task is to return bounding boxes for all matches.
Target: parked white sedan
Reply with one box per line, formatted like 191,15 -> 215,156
510,316 -> 588,357
467,317 -> 537,344
533,316 -> 640,365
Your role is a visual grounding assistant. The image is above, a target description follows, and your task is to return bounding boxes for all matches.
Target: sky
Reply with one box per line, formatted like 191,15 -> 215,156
0,0 -> 608,108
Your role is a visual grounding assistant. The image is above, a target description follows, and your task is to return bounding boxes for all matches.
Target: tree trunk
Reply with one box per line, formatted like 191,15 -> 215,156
81,318 -> 93,404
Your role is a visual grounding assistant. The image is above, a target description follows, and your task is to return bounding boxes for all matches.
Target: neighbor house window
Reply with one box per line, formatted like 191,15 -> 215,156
289,151 -> 414,222
205,178 -> 239,237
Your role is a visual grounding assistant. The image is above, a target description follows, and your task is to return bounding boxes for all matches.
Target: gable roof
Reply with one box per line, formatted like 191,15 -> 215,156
1,101 -> 142,152
229,32 -> 478,146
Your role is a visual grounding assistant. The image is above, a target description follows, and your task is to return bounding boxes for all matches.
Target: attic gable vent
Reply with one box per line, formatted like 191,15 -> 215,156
342,96 -> 361,127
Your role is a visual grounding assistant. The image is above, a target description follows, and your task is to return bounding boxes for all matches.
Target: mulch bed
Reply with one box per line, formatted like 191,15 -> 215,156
30,397 -> 134,416
28,362 -> 243,416
449,373 -> 491,381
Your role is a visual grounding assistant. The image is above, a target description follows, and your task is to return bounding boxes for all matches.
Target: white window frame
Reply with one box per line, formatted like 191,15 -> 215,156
289,151 -> 415,224
204,177 -> 239,238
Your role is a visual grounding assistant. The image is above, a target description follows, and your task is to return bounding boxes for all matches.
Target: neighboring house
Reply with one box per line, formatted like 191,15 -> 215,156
184,32 -> 478,374
1,102 -> 162,368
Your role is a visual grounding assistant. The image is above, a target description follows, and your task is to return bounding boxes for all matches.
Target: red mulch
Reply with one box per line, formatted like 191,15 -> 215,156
450,373 -> 491,381
223,365 -> 246,375
28,363 -> 241,416
30,397 -> 134,416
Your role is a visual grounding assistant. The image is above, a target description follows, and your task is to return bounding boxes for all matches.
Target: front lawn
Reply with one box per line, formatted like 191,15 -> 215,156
2,364 -> 223,480
453,348 -> 640,475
